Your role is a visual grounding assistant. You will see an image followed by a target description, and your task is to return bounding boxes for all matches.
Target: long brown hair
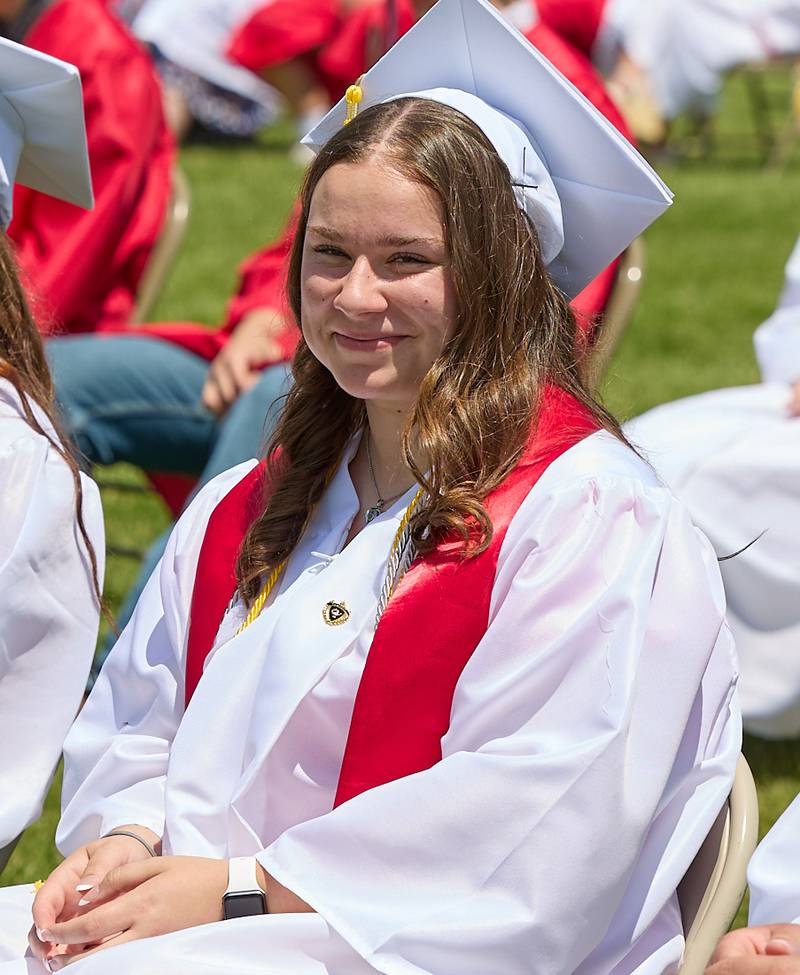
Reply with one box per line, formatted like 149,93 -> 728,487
236,97 -> 625,604
0,233 -> 104,609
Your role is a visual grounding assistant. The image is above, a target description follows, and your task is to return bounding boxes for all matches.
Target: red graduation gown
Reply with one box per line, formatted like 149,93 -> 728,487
8,0 -> 175,336
535,0 -> 608,59
227,0 -> 342,84
227,0 -> 416,103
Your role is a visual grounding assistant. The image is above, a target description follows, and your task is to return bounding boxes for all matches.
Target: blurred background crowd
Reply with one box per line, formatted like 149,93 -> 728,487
1,0 -> 799,919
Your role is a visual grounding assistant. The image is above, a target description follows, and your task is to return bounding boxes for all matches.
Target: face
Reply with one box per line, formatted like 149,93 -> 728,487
300,155 -> 458,413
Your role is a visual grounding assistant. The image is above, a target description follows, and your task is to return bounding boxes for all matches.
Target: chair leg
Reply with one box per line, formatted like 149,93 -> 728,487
0,835 -> 21,878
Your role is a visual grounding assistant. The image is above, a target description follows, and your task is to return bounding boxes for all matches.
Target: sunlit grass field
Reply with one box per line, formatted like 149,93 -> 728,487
4,70 -> 800,936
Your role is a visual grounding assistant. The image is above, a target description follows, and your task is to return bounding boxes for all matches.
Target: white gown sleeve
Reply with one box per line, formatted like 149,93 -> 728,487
260,471 -> 740,975
748,793 -> 800,927
57,461 -> 258,854
754,234 -> 800,385
0,432 -> 103,848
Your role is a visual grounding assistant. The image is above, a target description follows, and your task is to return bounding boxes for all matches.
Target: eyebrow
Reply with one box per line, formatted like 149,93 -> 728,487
307,225 -> 444,248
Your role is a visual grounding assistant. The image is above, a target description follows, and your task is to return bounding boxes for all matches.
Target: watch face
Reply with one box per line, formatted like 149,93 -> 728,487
223,891 -> 266,919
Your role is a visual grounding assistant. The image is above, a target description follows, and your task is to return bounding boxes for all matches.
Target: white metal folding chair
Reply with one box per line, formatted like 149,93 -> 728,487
677,755 -> 760,975
0,835 -> 20,878
129,167 -> 191,324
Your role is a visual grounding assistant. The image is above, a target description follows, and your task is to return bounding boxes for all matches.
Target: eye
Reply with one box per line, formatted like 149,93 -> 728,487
389,253 -> 431,266
313,244 -> 349,259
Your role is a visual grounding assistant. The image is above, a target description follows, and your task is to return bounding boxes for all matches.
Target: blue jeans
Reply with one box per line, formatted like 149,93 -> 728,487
48,335 -> 291,674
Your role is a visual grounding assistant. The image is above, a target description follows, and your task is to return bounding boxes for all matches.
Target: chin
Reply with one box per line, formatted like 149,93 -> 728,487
332,367 -> 414,406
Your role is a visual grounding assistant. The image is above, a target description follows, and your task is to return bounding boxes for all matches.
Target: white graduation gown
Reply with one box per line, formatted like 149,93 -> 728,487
748,792 -> 800,927
0,378 -> 104,849
626,236 -> 800,739
607,0 -> 800,118
0,430 -> 739,975
131,0 -> 280,109
755,235 -> 800,386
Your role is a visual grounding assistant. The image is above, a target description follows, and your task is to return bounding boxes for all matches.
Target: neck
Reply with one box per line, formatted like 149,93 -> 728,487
364,400 -> 419,498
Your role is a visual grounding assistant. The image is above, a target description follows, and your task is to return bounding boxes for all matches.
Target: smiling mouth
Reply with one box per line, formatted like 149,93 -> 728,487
333,332 -> 408,351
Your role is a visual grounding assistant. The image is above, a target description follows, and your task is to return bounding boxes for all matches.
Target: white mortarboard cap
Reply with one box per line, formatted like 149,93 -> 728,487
302,0 -> 673,298
0,36 -> 93,228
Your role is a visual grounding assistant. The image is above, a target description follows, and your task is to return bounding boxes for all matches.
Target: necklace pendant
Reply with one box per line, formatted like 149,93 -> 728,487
365,502 -> 384,524
323,600 -> 350,626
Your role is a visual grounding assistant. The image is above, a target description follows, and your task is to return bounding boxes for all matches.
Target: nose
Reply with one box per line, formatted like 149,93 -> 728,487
333,255 -> 388,318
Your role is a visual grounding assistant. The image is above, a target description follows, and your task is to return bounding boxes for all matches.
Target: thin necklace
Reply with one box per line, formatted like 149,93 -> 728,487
364,429 -> 406,524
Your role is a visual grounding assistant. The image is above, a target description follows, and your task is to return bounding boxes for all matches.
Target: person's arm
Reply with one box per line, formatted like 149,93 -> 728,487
707,958 -> 800,974
201,217 -> 300,415
200,308 -> 290,416
116,218 -> 299,385
754,236 -> 800,390
748,794 -> 800,930
56,461 -> 260,855
0,427 -> 103,848
28,462 -> 260,966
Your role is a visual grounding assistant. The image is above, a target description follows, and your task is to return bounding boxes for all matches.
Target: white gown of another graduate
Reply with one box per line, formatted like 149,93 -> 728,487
0,378 -> 104,850
748,792 -> 800,926
0,430 -> 739,974
130,0 -> 280,111
600,0 -> 800,118
626,236 -> 800,739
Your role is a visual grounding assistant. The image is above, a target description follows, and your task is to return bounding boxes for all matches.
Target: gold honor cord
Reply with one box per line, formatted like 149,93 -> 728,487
235,488 -> 424,637
235,559 -> 288,636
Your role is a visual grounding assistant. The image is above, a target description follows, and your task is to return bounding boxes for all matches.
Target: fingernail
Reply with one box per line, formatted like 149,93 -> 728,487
44,962 -> 53,974
767,938 -> 795,955
35,928 -> 46,941
75,884 -> 94,893
38,930 -> 53,942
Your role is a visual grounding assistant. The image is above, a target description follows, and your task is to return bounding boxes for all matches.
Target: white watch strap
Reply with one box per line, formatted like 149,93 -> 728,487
225,856 -> 260,895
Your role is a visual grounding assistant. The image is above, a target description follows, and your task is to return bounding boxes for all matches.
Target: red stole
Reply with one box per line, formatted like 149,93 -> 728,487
185,386 -> 598,806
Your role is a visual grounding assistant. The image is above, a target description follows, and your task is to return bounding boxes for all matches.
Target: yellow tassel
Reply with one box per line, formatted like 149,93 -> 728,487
34,880 -> 44,891
343,78 -> 364,126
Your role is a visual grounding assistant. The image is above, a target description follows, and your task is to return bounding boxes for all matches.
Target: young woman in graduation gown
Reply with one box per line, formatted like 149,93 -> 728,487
44,4 -> 634,674
627,234 -> 800,740
0,39 -> 104,851
0,0 -> 737,971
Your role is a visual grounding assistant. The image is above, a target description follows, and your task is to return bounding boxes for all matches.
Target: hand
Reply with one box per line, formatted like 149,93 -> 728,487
28,827 -> 160,966
201,308 -> 286,417
707,958 -> 800,973
31,855 -> 229,969
787,382 -> 800,418
707,924 -> 800,973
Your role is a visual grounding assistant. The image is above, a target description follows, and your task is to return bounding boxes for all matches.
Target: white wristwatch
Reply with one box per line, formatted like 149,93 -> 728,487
222,856 -> 267,919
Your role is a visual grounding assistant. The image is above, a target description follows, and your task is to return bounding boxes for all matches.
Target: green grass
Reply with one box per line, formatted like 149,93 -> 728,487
4,73 -> 800,935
